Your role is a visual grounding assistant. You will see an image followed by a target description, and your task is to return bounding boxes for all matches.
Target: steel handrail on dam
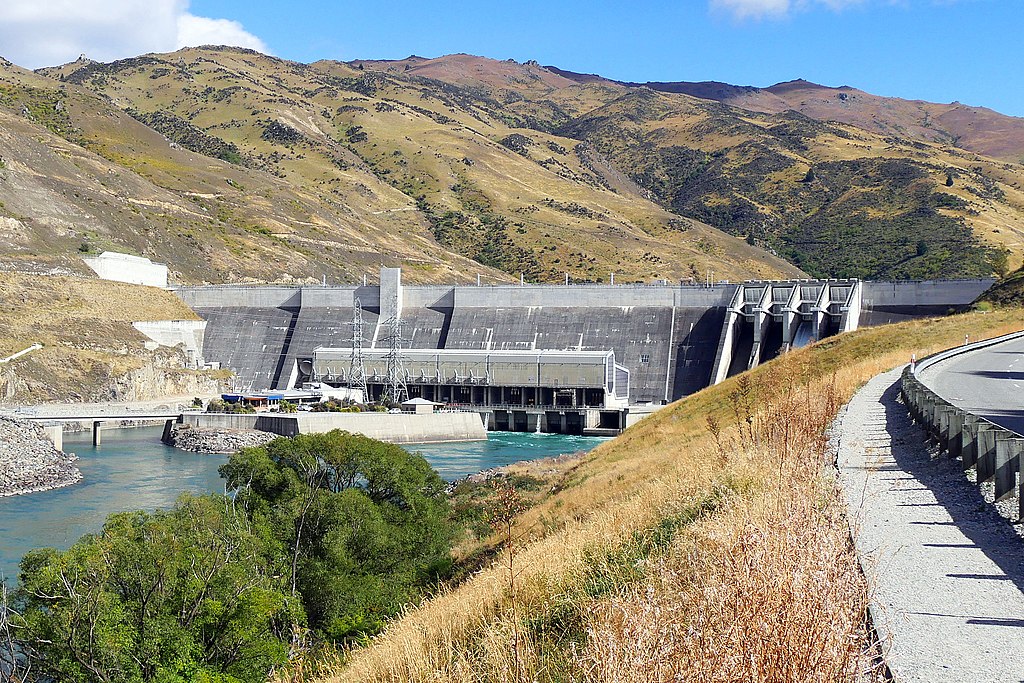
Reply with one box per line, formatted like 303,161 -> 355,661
900,330 -> 1024,519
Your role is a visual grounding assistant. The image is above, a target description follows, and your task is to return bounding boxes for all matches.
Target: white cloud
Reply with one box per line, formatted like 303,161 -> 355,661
711,0 -> 865,19
176,15 -> 266,53
712,0 -> 791,19
0,0 -> 267,70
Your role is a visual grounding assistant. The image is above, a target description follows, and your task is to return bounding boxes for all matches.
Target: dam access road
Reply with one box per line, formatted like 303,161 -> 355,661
916,335 -> 1024,436
837,336 -> 1024,682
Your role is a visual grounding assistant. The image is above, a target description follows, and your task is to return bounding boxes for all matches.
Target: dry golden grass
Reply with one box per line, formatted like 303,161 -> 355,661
0,273 -> 216,402
326,309 -> 1023,682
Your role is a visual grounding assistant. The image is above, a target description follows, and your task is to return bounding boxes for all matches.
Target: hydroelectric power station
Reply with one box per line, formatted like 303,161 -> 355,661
174,269 -> 992,435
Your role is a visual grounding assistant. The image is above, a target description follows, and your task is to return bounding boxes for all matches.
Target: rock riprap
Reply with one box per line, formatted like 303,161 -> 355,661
166,423 -> 278,454
0,416 -> 81,496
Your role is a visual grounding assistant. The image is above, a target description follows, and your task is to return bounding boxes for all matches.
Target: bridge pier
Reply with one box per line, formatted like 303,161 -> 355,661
162,419 -> 176,444
92,421 -> 102,447
41,424 -> 63,451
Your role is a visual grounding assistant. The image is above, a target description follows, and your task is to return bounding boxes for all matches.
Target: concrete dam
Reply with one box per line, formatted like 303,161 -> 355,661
174,270 -> 992,434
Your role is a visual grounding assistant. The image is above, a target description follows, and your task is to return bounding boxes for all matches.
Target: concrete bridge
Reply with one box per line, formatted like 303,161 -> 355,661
16,412 -> 184,448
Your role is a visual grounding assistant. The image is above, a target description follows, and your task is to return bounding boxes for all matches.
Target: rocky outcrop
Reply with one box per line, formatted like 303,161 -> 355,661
165,423 -> 277,454
0,416 -> 81,496
100,359 -> 223,403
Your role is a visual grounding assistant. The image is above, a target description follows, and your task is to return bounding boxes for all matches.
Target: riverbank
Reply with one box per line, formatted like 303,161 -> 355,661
0,416 -> 81,497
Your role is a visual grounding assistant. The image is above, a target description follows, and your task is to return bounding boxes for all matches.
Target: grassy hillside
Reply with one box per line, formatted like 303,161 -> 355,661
8,48 -> 1024,282
348,55 -> 1024,280
552,69 -> 1024,165
977,264 -> 1024,307
0,58 -> 514,285
10,49 -> 802,285
326,307 -> 1024,682
0,273 -> 221,402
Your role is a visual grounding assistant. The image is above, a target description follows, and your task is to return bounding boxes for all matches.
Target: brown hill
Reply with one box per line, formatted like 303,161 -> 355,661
8,48 -> 1024,283
11,48 -> 802,285
592,73 -> 1024,164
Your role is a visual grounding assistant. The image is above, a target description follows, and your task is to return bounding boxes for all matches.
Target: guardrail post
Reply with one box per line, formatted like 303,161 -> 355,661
961,415 -> 980,470
907,379 -> 922,423
947,409 -> 964,460
921,394 -> 936,441
994,436 -> 1023,502
1020,457 -> 1024,521
937,406 -> 953,454
976,425 -> 999,483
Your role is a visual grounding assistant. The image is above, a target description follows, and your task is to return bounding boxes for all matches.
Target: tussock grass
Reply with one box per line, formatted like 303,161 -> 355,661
326,309 -> 1023,682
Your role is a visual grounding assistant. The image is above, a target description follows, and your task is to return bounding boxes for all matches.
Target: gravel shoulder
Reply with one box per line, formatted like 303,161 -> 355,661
837,367 -> 1024,682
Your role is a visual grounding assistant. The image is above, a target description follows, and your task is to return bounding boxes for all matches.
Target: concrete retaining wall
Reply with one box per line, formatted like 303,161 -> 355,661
84,252 -> 168,288
133,320 -> 207,365
182,411 -> 486,444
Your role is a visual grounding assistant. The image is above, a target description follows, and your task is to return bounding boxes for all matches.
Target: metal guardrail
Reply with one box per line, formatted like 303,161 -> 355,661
901,330 -> 1024,520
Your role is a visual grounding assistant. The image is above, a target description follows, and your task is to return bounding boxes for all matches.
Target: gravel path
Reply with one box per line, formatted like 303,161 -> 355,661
837,367 -> 1024,682
0,393 -> 211,419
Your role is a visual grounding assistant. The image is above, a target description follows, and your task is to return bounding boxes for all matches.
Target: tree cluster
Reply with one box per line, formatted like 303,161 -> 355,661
3,431 -> 454,683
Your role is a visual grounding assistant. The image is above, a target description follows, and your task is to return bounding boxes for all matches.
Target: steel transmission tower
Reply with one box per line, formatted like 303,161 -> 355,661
348,297 -> 369,402
380,287 -> 408,405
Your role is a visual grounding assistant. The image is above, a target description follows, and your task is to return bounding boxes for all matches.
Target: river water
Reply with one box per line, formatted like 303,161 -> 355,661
0,427 -> 606,582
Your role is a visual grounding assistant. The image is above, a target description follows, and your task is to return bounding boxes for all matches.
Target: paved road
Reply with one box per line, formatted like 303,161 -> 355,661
838,368 -> 1024,682
918,336 -> 1024,435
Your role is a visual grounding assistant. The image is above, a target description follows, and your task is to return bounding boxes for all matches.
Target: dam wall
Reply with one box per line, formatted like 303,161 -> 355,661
859,279 -> 993,325
175,275 -> 992,404
178,282 -> 735,403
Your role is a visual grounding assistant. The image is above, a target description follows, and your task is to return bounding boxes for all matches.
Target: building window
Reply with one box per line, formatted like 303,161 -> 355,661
639,354 -> 650,363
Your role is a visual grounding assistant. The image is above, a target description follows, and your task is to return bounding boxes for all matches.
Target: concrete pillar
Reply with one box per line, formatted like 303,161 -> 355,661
813,282 -> 830,341
380,267 -> 403,322
711,310 -> 740,385
42,424 -> 63,451
749,285 -> 772,370
92,421 -> 102,447
161,419 -> 175,444
994,436 -> 1023,502
840,280 -> 862,333
782,285 -> 801,348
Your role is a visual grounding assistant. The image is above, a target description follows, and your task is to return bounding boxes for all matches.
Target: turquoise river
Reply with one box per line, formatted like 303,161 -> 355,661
0,427 -> 607,582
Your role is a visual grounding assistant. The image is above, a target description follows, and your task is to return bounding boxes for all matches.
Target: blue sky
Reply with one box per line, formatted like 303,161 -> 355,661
1,0 -> 1020,116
